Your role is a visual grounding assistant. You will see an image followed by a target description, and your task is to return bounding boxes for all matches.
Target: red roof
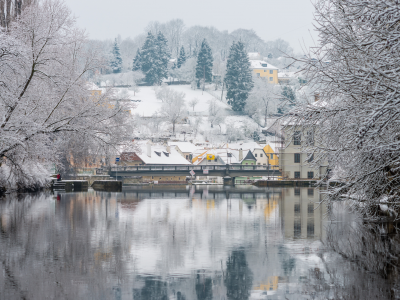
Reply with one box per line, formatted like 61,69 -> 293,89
120,152 -> 143,162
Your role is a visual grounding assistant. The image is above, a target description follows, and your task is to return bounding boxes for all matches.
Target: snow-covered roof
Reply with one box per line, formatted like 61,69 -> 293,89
168,141 -> 198,153
224,142 -> 263,152
250,60 -> 278,70
136,143 -> 191,165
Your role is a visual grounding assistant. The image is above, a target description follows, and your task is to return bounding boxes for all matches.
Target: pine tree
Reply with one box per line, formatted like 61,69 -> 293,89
154,32 -> 170,84
140,32 -> 170,85
132,48 -> 141,71
111,38 -> 123,73
195,39 -> 213,88
280,85 -> 296,114
225,41 -> 254,111
177,46 -> 186,68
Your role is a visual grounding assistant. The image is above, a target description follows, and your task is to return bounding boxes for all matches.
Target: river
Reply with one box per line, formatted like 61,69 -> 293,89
0,186 -> 398,299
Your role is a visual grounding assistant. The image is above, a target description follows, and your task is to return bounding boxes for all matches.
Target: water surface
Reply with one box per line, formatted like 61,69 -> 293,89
0,186 -> 396,299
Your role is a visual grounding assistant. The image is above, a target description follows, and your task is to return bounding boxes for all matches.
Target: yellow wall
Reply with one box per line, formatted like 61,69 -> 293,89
252,69 -> 278,84
263,144 -> 279,166
142,175 -> 186,182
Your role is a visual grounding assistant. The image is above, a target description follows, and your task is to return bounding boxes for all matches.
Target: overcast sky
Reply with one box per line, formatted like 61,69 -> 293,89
64,0 -> 317,52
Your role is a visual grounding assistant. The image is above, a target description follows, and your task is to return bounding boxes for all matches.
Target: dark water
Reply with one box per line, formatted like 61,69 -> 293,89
0,186 -> 398,299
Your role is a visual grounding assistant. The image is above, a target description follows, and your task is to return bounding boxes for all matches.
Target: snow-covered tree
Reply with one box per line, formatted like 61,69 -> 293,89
111,38 -> 123,73
0,0 -> 132,190
195,39 -> 213,88
177,46 -> 186,68
159,87 -> 187,134
208,99 -> 225,131
140,31 -> 170,85
189,98 -> 199,111
132,48 -> 141,71
289,0 -> 400,219
225,41 -> 253,111
246,76 -> 280,127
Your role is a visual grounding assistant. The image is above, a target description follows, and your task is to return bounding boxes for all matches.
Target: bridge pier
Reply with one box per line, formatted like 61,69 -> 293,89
223,176 -> 235,186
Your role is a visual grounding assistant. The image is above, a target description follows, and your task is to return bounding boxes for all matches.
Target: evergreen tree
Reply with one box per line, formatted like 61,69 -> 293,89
195,39 -> 213,88
155,32 -> 170,83
224,250 -> 253,300
140,32 -> 170,85
132,48 -> 141,71
111,38 -> 123,73
177,46 -> 186,68
225,41 -> 254,111
280,85 -> 296,114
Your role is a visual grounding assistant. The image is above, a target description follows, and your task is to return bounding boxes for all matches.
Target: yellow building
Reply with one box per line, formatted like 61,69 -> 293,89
263,144 -> 279,168
250,60 -> 279,84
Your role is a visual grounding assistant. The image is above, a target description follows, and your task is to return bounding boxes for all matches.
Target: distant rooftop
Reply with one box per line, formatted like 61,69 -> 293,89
250,60 -> 278,70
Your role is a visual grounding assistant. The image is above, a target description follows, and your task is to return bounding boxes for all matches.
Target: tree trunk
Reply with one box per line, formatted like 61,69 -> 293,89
221,81 -> 224,101
5,0 -> 11,29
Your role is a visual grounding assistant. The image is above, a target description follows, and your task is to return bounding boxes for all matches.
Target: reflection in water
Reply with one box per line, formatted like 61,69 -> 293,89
0,187 -> 398,299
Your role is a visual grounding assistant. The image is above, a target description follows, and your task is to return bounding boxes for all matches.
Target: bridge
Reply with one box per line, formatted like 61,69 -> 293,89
108,164 -> 281,179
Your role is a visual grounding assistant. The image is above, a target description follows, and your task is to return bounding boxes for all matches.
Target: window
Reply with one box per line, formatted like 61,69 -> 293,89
260,154 -> 263,157
154,151 -> 161,156
307,153 -> 314,163
307,171 -> 314,179
270,154 -> 273,159
294,220 -> 301,238
255,154 -> 257,157
294,203 -> 300,214
308,188 -> 314,196
163,152 -> 169,157
307,221 -> 314,238
258,163 -> 261,165
214,158 -> 217,162
308,204 -> 314,214
257,73 -> 260,77
269,77 -> 273,81
269,70 -> 273,74
246,163 -> 248,165
293,131 -> 301,145
294,153 -> 301,163
294,171 -> 301,179
262,63 -> 268,67
306,130 -> 314,146
186,155 -> 188,159
294,188 -> 300,195
264,70 -> 267,72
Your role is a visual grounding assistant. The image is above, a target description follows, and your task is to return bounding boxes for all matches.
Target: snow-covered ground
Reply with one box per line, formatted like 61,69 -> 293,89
110,84 -> 278,144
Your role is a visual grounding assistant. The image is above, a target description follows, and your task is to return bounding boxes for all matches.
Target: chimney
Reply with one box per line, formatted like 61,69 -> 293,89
147,141 -> 151,157
239,148 -> 243,161
314,92 -> 320,102
166,145 -> 171,153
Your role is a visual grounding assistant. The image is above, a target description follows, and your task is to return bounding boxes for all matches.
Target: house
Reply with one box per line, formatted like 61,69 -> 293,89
248,54 -> 279,84
168,141 -> 198,162
263,144 -> 279,169
279,122 -> 328,180
224,142 -> 269,166
120,141 -> 191,184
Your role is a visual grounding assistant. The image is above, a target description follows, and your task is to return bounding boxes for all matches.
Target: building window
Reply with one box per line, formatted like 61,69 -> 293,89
260,154 -> 263,157
258,163 -> 261,165
308,153 -> 314,163
255,154 -> 257,157
294,203 -> 300,214
246,163 -> 248,165
257,73 -> 260,77
294,171 -> 300,179
308,188 -> 314,196
270,154 -> 273,159
269,70 -> 273,74
269,77 -> 273,81
293,131 -> 301,145
214,158 -> 217,162
294,220 -> 301,238
186,155 -> 189,159
264,70 -> 267,72
307,221 -> 314,238
306,130 -> 314,146
307,171 -> 314,179
308,204 -> 314,214
294,153 -> 301,163
294,188 -> 300,195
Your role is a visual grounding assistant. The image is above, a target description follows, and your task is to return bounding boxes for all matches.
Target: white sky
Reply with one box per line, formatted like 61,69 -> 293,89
64,0 -> 317,52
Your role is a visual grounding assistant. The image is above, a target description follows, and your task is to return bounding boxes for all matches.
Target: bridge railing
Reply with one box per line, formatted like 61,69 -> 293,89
109,164 -> 277,172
